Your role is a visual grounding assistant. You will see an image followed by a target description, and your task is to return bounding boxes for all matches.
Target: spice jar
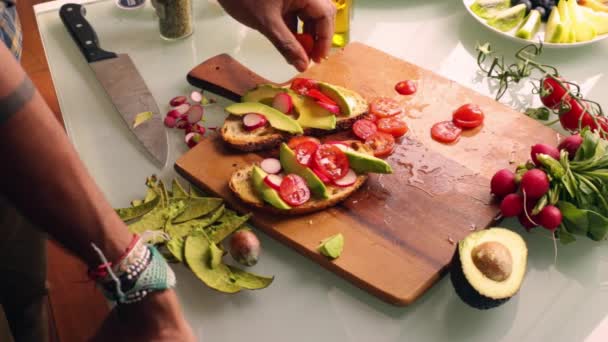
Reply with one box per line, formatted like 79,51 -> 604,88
152,0 -> 193,40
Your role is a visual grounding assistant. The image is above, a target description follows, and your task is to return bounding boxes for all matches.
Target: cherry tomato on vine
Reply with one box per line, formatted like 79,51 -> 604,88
540,76 -> 571,110
559,98 -> 597,132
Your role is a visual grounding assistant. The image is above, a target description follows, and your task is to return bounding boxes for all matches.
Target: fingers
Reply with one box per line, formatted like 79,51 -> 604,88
261,15 -> 310,72
297,0 -> 336,63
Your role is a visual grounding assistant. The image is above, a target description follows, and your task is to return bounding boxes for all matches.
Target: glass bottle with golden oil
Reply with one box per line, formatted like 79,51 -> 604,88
332,0 -> 352,47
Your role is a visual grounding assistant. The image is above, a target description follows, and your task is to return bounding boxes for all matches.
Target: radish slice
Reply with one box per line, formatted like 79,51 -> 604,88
272,93 -> 293,114
243,113 -> 268,131
264,174 -> 283,190
169,96 -> 187,107
333,169 -> 357,187
167,109 -> 182,119
164,116 -> 177,128
174,103 -> 191,115
185,132 -> 202,148
186,123 -> 205,135
312,167 -> 331,184
316,101 -> 340,114
190,90 -> 203,103
175,119 -> 191,130
186,105 -> 204,124
260,158 -> 282,174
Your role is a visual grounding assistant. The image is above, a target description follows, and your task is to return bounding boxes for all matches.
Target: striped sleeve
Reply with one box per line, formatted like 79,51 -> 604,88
0,0 -> 22,60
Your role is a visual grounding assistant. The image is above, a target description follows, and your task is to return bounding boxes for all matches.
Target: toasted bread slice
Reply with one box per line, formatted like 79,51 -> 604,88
229,164 -> 367,215
221,86 -> 368,152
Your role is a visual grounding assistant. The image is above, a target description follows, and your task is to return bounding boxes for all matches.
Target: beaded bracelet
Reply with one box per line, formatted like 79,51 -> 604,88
89,234 -> 176,304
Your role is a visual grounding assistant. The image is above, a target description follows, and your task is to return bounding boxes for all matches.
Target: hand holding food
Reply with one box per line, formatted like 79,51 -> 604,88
217,0 -> 336,71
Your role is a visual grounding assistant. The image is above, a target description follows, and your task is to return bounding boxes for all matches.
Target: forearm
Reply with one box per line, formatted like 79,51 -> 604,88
0,43 -> 130,267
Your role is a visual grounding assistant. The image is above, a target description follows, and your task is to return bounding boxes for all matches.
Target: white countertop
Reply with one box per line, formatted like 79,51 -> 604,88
34,0 -> 608,341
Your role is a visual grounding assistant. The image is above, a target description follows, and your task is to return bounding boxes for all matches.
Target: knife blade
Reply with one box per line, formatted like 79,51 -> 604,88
59,3 -> 168,167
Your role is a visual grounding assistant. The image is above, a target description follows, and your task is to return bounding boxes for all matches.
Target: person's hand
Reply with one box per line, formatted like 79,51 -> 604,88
217,0 -> 337,71
90,290 -> 195,342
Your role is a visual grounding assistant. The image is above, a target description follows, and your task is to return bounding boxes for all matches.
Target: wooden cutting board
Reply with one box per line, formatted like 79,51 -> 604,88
175,43 -> 559,306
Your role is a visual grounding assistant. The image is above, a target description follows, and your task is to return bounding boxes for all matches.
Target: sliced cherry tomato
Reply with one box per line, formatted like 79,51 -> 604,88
363,112 -> 379,122
452,104 -> 484,129
290,78 -> 318,96
295,33 -> 314,56
313,144 -> 350,180
352,119 -> 378,140
279,174 -> 311,206
287,136 -> 320,150
307,88 -> 337,106
294,141 -> 318,166
559,99 -> 597,132
540,76 -> 570,109
365,132 -> 395,158
369,97 -> 403,118
395,80 -> 417,95
312,167 -> 332,184
377,117 -> 409,138
431,121 -> 462,144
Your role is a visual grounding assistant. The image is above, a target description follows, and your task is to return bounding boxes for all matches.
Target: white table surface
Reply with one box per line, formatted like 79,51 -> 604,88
33,0 -> 608,341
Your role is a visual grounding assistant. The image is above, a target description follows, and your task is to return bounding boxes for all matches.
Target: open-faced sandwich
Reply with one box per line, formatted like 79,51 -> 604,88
228,137 -> 393,215
221,78 -> 368,151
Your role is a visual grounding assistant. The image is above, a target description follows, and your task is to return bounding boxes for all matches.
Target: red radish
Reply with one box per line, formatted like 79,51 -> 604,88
164,116 -> 177,128
175,119 -> 191,130
518,212 -> 538,231
500,193 -> 523,217
521,169 -> 550,199
531,144 -> 560,166
316,101 -> 341,114
490,169 -> 517,198
333,169 -> 357,187
313,167 -> 331,183
538,205 -> 562,231
272,93 -> 293,114
185,132 -> 202,148
174,103 -> 191,115
558,134 -> 583,159
169,95 -> 187,107
186,123 -> 205,135
260,158 -> 282,174
243,113 -> 267,131
264,174 -> 283,190
190,90 -> 203,103
186,105 -> 204,124
167,109 -> 182,119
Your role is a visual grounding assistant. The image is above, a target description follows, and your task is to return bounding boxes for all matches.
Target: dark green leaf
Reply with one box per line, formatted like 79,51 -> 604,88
557,201 -> 589,236
525,107 -> 551,121
587,210 -> 608,241
557,225 -> 576,245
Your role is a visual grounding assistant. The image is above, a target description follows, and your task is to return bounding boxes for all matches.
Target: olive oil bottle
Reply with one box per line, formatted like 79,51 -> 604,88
332,0 -> 352,47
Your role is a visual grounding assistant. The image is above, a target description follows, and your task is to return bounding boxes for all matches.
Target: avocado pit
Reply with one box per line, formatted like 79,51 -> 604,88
471,241 -> 512,282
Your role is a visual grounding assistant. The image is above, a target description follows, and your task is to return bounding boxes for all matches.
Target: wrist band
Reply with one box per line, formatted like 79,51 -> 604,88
89,235 -> 176,304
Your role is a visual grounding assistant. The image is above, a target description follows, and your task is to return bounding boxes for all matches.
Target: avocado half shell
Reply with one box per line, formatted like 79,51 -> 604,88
450,227 -> 528,310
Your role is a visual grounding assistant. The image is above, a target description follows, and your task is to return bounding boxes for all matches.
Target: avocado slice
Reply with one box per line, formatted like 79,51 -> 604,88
291,95 -> 337,130
225,102 -> 303,134
318,82 -> 353,117
242,84 -> 285,103
241,84 -> 336,130
279,143 -> 329,199
251,166 -> 291,210
450,228 -> 527,310
340,146 -> 393,174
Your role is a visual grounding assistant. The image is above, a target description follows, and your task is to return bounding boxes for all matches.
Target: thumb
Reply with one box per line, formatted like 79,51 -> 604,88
260,15 -> 310,72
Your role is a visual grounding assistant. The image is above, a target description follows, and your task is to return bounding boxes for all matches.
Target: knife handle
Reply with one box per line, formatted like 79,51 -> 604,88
59,3 -> 117,63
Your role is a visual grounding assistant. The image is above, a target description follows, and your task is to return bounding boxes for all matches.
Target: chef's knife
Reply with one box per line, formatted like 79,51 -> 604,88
59,3 -> 168,167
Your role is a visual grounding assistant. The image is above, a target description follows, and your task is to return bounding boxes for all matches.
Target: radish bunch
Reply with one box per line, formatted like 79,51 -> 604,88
492,135 -> 583,232
166,90 -> 213,149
